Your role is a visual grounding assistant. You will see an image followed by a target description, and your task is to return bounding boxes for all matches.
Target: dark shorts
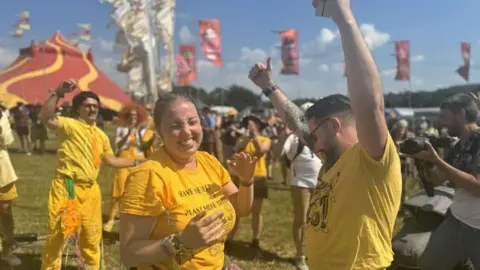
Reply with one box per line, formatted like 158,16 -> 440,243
16,126 -> 29,136
232,176 -> 269,199
253,177 -> 268,199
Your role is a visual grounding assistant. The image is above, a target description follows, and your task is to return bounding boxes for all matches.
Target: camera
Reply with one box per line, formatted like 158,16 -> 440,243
399,135 -> 455,155
399,135 -> 456,197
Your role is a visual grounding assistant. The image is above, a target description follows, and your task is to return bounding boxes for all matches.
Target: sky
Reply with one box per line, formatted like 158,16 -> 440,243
1,0 -> 480,99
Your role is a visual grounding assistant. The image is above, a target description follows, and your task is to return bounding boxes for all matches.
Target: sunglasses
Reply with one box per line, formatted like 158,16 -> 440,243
303,117 -> 331,148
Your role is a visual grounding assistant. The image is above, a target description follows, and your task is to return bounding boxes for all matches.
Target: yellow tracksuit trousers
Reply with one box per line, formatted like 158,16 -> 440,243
41,177 -> 102,270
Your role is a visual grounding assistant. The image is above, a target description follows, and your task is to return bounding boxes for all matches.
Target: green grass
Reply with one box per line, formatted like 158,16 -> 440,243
2,127 -> 420,270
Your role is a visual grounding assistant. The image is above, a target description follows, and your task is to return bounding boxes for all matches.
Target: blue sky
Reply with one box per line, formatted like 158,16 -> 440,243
1,0 -> 480,99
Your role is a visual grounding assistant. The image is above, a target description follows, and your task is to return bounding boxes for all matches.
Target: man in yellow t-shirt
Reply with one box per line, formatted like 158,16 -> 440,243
233,115 -> 271,249
246,2 -> 402,269
39,80 -> 144,270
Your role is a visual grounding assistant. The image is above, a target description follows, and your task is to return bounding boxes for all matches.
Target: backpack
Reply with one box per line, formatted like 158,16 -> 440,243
284,134 -> 306,169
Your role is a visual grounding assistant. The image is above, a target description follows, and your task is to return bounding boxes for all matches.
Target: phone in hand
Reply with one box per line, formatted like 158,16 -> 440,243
315,0 -> 331,17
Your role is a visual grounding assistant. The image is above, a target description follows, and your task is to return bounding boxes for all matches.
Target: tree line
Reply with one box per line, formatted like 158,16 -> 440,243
171,83 -> 480,111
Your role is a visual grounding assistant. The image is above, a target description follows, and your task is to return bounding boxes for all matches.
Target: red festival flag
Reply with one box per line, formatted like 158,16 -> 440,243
456,42 -> 471,82
199,19 -> 222,67
280,29 -> 299,75
394,40 -> 410,81
176,45 -> 197,86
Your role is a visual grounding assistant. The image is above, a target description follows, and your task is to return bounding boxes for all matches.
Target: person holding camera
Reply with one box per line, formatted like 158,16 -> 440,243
413,93 -> 480,270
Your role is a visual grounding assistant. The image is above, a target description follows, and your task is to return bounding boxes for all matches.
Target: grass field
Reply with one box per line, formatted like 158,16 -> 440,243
2,128 -> 418,270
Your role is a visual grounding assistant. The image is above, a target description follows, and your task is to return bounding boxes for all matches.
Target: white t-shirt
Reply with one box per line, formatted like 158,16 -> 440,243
282,134 -> 321,188
451,188 -> 480,229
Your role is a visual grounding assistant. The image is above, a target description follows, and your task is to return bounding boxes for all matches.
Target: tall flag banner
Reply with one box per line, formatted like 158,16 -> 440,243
12,10 -> 30,38
17,11 -> 29,18
456,42 -> 471,82
78,23 -> 92,41
71,32 -> 80,46
395,40 -> 410,81
176,45 -> 197,86
11,29 -> 23,38
199,19 -> 222,67
280,29 -> 299,75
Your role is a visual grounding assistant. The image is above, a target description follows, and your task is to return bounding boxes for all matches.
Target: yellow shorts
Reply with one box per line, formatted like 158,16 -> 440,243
0,183 -> 18,201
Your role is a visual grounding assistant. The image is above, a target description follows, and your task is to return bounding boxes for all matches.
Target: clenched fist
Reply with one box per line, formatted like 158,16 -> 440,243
248,57 -> 274,90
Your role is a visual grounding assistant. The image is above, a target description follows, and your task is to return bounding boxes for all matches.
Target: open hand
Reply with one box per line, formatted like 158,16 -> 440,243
248,57 -> 273,89
409,141 -> 440,163
178,211 -> 225,250
56,79 -> 77,95
227,152 -> 258,183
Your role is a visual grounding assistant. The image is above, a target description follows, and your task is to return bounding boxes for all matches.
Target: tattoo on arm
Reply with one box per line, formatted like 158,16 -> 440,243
284,100 -> 315,150
284,100 -> 305,132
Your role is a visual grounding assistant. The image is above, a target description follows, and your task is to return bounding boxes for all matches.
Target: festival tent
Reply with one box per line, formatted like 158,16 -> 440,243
0,31 -> 130,111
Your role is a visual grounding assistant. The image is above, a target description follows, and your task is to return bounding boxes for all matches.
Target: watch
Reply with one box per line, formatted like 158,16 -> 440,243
262,83 -> 279,97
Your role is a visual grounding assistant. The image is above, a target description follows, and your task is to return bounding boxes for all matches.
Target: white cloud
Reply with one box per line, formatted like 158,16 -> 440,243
179,26 -> 194,43
77,43 -> 91,52
411,76 -> 424,87
99,38 -> 114,52
317,28 -> 337,47
331,62 -> 344,74
411,54 -> 425,63
318,64 -> 330,72
300,57 -> 312,66
381,68 -> 397,77
359,24 -> 390,50
240,47 -> 267,64
0,46 -> 16,68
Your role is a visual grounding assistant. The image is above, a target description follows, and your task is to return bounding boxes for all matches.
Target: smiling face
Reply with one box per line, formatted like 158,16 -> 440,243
159,98 -> 203,162
128,109 -> 138,126
77,97 -> 99,124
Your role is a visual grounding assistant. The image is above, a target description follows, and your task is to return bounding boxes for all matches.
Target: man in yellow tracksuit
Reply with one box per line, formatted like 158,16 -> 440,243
39,80 -> 143,270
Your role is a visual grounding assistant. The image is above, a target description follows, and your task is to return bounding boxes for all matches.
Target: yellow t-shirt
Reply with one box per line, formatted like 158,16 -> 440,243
120,147 -> 236,270
305,134 -> 402,270
236,136 -> 270,177
55,117 -> 113,183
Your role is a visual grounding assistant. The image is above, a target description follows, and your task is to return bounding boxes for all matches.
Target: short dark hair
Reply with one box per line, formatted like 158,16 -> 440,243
440,93 -> 478,123
71,91 -> 101,118
153,92 -> 196,128
304,94 -> 352,122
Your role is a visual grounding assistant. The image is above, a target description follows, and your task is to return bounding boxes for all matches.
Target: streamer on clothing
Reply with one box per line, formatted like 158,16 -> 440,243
61,177 -> 81,238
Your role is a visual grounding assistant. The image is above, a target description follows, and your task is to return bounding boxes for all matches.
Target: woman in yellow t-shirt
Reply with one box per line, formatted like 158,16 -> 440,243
232,115 -> 271,249
104,103 -> 152,232
119,93 -> 257,270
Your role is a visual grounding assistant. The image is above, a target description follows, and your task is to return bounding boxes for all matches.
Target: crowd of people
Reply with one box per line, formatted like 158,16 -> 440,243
0,1 -> 479,270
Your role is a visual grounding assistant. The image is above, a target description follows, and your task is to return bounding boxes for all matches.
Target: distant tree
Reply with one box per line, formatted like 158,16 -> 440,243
168,83 -> 480,110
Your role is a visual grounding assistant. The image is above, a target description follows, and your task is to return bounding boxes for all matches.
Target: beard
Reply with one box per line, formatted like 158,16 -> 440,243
322,137 -> 342,170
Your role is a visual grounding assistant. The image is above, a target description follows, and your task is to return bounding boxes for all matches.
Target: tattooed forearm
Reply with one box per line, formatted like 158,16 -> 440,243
284,100 -> 305,132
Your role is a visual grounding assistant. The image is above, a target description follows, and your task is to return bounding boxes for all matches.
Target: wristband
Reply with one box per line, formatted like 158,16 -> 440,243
161,238 -> 174,256
262,83 -> 279,97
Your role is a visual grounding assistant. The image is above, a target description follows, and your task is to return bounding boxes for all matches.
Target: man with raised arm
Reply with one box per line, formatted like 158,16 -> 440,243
248,1 -> 402,269
39,80 -> 144,270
